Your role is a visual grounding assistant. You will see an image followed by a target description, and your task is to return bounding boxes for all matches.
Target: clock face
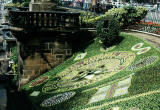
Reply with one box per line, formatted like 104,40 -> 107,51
42,51 -> 135,93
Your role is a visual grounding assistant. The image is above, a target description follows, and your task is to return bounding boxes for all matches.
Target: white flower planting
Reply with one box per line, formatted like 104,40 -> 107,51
113,86 -> 129,97
136,47 -> 151,55
41,91 -> 76,107
118,77 -> 131,87
131,43 -> 151,55
30,91 -> 40,96
112,107 -> 120,110
85,74 -> 95,80
131,43 -> 144,51
89,74 -> 133,104
89,85 -> 111,103
113,76 -> 132,97
89,93 -> 107,103
74,52 -> 87,61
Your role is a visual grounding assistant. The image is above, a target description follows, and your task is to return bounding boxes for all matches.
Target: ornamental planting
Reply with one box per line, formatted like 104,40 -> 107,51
89,75 -> 133,104
41,91 -> 76,107
127,56 -> 158,71
131,43 -> 151,55
42,51 -> 135,93
29,76 -> 49,87
74,52 -> 87,61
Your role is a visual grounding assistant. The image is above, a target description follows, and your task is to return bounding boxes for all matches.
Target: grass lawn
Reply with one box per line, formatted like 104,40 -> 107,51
21,33 -> 160,110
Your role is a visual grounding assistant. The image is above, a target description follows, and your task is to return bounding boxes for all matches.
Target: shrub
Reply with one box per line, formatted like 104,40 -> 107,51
4,3 -> 21,7
135,6 -> 148,22
107,17 -> 120,37
81,6 -> 147,29
96,17 -> 120,47
10,46 -> 18,75
10,46 -> 18,64
79,12 -> 98,27
21,2 -> 29,7
96,18 -> 106,42
122,6 -> 137,28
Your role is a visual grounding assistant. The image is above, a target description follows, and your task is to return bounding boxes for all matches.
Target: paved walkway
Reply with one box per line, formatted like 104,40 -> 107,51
0,85 -> 7,110
124,31 -> 160,49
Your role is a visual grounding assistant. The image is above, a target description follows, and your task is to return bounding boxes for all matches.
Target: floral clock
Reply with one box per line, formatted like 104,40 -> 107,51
42,51 -> 135,93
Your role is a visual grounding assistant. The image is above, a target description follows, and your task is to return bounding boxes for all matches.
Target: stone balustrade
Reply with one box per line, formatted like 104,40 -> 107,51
9,11 -> 80,29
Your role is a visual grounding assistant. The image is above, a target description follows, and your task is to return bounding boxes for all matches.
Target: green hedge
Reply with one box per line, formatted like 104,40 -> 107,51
81,6 -> 147,28
96,17 -> 120,47
21,2 -> 29,7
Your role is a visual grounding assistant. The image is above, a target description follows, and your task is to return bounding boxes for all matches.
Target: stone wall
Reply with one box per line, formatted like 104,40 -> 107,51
20,38 -> 72,85
29,3 -> 56,11
29,0 -> 56,11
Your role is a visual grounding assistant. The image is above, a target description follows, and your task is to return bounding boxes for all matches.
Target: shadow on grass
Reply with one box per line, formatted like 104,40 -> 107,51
71,31 -> 124,53
71,31 -> 95,53
7,88 -> 35,110
103,35 -> 124,48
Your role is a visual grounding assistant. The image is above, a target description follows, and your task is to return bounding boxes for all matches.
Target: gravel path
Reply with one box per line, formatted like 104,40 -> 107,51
124,31 -> 160,49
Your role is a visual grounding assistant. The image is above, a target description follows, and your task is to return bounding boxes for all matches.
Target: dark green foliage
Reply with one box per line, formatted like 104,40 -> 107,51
79,12 -> 98,27
96,17 -> 120,47
122,6 -> 137,28
10,47 -> 18,83
71,31 -> 95,53
20,33 -> 160,110
107,17 -> 120,39
82,6 -> 147,29
12,0 -> 30,4
10,46 -> 18,63
96,18 -> 106,42
129,64 -> 160,95
21,2 -> 29,7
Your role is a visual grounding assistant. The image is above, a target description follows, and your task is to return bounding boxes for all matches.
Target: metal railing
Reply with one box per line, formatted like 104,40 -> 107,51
144,11 -> 160,24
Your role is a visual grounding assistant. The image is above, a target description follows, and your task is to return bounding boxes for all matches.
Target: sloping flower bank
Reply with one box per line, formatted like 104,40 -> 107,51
22,33 -> 160,110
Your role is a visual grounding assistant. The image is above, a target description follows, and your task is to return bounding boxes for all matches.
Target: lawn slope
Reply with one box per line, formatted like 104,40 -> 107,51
21,33 -> 160,110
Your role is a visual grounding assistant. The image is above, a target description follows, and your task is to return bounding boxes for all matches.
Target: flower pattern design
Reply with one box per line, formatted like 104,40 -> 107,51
127,56 -> 158,71
41,91 -> 76,107
42,51 -> 135,93
29,76 -> 49,87
131,43 -> 151,55
89,75 -> 133,104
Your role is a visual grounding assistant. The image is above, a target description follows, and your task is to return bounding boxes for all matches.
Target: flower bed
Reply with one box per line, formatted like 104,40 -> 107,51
129,21 -> 160,35
21,33 -> 160,110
